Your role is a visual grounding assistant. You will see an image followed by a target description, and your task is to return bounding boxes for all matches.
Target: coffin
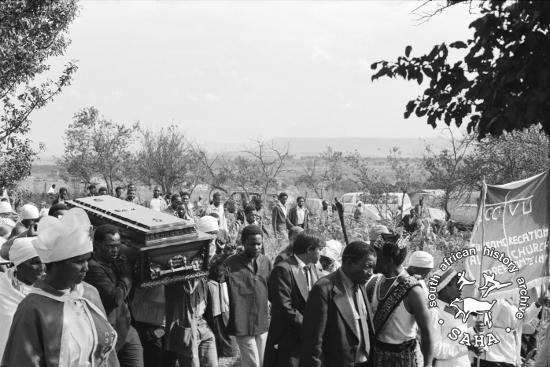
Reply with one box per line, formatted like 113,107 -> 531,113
67,196 -> 213,287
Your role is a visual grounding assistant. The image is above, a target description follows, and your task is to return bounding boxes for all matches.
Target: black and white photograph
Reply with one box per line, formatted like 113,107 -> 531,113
1,1 -> 550,367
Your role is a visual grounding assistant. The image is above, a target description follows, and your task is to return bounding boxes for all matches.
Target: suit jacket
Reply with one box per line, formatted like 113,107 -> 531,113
299,270 -> 374,367
272,204 -> 293,232
265,256 -> 322,367
84,256 -> 132,351
288,206 -> 309,229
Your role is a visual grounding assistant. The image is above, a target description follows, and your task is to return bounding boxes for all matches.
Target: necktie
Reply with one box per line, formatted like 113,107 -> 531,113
303,265 -> 311,290
353,284 -> 371,355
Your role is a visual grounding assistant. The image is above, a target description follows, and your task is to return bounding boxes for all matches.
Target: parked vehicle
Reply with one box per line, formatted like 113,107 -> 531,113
341,192 -> 365,215
341,191 -> 412,220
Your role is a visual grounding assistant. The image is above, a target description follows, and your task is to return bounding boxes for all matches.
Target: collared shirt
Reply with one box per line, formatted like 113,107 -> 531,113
294,254 -> 311,289
207,204 -> 228,231
339,269 -> 368,363
429,301 -> 470,367
482,299 -> 540,366
278,201 -> 287,217
296,207 -> 305,224
224,252 -> 272,336
149,197 -> 168,212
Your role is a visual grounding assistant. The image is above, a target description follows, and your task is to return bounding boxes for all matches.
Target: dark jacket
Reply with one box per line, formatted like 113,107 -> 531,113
84,255 -> 132,351
224,252 -> 272,336
265,256 -> 322,367
288,206 -> 309,229
299,270 -> 374,367
272,203 -> 293,233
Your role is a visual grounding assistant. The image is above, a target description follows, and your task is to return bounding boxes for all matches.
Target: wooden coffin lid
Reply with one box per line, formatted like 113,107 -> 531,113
68,196 -> 193,234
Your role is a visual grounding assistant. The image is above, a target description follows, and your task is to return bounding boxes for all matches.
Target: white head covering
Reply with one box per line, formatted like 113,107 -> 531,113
21,204 -> 39,220
321,240 -> 343,262
0,201 -> 14,214
0,217 -> 16,228
408,251 -> 434,269
33,208 -> 93,263
9,237 -> 40,266
197,215 -> 219,233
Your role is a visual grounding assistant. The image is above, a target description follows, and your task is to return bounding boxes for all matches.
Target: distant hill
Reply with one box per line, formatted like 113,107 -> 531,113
202,137 -> 445,157
37,136 -> 446,163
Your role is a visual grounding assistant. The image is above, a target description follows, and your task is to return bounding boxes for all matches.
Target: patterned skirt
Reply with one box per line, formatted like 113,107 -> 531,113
372,339 -> 417,367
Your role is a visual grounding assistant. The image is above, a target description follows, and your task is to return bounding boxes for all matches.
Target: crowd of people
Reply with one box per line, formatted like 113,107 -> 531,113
0,184 -> 549,367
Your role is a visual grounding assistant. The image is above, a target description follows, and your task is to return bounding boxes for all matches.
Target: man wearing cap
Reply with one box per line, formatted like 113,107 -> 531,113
85,224 -> 143,367
162,212 -> 219,367
366,233 -> 434,367
407,251 -> 434,294
1,208 -> 119,367
19,203 -> 40,232
428,268 -> 481,367
0,238 -> 43,359
318,239 -> 343,273
265,231 -> 324,367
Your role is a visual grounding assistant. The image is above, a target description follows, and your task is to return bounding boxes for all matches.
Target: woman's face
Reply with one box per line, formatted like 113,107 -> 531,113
17,256 -> 44,285
50,253 -> 91,289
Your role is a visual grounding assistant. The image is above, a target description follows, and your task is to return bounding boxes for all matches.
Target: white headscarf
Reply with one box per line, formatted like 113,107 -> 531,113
33,208 -> 93,263
9,238 -> 40,266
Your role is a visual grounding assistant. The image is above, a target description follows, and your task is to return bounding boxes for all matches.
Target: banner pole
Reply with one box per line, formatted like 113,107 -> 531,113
478,177 -> 487,367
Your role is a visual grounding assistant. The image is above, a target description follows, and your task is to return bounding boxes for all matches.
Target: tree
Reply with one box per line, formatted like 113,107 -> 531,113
1,0 -> 78,187
462,125 -> 549,190
296,157 -> 328,199
135,125 -> 198,194
422,129 -> 475,219
296,147 -> 345,199
371,1 -> 550,139
59,107 -> 136,191
243,140 -> 290,206
193,147 -> 231,195
0,138 -> 43,190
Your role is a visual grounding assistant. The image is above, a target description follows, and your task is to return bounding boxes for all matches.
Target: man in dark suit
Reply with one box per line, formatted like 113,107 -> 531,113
265,231 -> 325,367
299,241 -> 376,367
85,224 -> 144,367
288,197 -> 309,229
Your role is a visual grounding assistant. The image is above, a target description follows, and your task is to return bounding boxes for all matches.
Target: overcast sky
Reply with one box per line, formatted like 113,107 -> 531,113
30,0 -> 476,156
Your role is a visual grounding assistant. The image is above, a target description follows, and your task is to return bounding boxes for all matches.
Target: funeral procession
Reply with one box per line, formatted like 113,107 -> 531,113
2,1 -> 550,367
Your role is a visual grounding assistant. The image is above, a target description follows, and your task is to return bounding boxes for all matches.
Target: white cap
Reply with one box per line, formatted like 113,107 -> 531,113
0,202 -> 14,214
408,251 -> 434,269
21,204 -> 39,220
197,215 -> 219,233
321,240 -> 343,262
33,208 -> 92,263
9,237 -> 40,266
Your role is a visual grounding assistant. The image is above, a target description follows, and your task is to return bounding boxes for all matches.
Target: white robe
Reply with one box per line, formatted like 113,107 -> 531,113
0,269 -> 32,360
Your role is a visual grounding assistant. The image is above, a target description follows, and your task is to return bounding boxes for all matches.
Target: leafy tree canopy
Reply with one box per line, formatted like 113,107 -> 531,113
1,0 -> 78,188
372,0 -> 550,139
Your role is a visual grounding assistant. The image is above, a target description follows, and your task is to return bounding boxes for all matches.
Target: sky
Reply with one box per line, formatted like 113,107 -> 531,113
30,0 -> 477,156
